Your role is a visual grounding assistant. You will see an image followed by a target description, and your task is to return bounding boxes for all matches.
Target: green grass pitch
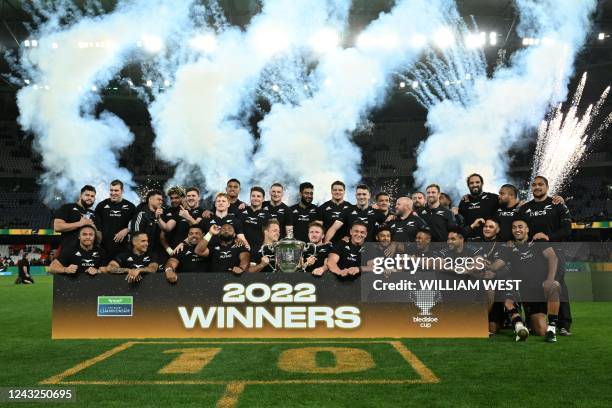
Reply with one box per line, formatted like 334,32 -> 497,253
1,275 -> 611,407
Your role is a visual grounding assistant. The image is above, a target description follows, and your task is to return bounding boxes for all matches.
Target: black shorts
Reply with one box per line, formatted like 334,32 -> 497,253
523,302 -> 547,316
488,302 -> 506,323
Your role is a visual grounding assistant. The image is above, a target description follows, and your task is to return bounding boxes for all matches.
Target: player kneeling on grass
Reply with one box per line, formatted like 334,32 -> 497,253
164,225 -> 209,283
107,232 -> 159,283
195,223 -> 250,274
302,222 -> 333,276
327,221 -> 367,278
485,218 -> 561,343
49,225 -> 107,276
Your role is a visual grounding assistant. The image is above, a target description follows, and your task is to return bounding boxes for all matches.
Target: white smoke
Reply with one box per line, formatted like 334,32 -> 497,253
414,0 -> 597,199
149,0 -> 351,198
252,0 -> 450,202
15,0 -> 194,204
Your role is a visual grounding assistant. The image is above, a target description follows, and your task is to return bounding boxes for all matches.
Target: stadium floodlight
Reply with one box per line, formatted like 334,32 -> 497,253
51,42 -> 59,49
23,39 -> 30,47
251,25 -> 290,56
140,35 -> 163,53
410,33 -> 427,49
489,32 -> 497,46
465,32 -> 486,49
91,85 -> 97,91
399,81 -> 406,89
189,33 -> 217,53
163,80 -> 170,87
271,84 -> 280,92
24,79 -> 30,85
433,27 -> 454,49
309,27 -> 340,54
31,39 -> 38,47
145,79 -> 153,87
598,32 -> 605,40
411,81 -> 419,89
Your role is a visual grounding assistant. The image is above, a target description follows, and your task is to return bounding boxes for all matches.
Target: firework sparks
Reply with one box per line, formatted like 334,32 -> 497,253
531,72 -> 612,195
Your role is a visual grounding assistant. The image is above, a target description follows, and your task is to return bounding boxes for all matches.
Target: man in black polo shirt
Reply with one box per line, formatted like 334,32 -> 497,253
226,178 -> 246,216
495,184 -> 521,242
419,184 -> 456,242
518,175 -> 572,335
53,185 -> 100,254
200,192 -> 247,248
302,222 -> 333,276
458,174 -> 500,239
164,187 -> 205,253
287,182 -> 321,242
324,184 -> 385,243
108,232 -> 159,283
94,180 -> 136,263
249,219 -> 280,273
239,186 -> 271,252
487,218 -> 561,342
164,225 -> 209,283
389,197 -> 428,242
48,225 -> 106,276
263,183 -> 291,237
160,186 -> 185,255
195,223 -> 250,274
319,181 -> 352,243
327,221 -> 367,278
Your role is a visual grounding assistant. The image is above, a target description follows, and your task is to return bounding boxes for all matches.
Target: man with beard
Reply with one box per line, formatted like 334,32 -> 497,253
130,190 -> 171,258
287,182 -> 321,243
108,232 -> 159,283
389,197 -> 428,243
226,179 -> 246,216
495,184 -> 521,242
53,185 -> 101,254
324,184 -> 385,243
160,186 -> 185,255
263,183 -> 291,237
163,187 -> 205,254
327,221 -> 367,279
458,174 -> 499,239
49,225 -> 106,276
164,225 -> 209,283
249,220 -> 280,273
302,222 -> 333,276
419,185 -> 456,242
319,181 -> 353,243
199,192 -> 248,248
95,180 -> 136,263
195,223 -> 250,274
239,186 -> 271,252
518,175 -> 572,335
411,191 -> 426,213
486,218 -> 561,342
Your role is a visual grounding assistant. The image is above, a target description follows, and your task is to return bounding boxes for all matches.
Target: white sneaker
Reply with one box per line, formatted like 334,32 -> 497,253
515,322 -> 529,342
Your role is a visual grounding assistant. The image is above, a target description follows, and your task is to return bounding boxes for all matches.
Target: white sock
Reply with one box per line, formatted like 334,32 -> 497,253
547,325 -> 556,333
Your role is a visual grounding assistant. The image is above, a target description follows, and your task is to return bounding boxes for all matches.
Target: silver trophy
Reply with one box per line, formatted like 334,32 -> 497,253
409,290 -> 442,316
264,231 -> 315,272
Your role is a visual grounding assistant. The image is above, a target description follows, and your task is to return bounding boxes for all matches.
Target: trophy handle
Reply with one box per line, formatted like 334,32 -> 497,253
301,243 -> 317,272
263,243 -> 277,272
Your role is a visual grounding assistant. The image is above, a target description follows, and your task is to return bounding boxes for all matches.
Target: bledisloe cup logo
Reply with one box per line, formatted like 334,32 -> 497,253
408,290 -> 442,328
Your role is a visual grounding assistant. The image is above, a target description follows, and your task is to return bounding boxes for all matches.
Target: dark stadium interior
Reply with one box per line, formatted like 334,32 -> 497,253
0,0 -> 610,230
